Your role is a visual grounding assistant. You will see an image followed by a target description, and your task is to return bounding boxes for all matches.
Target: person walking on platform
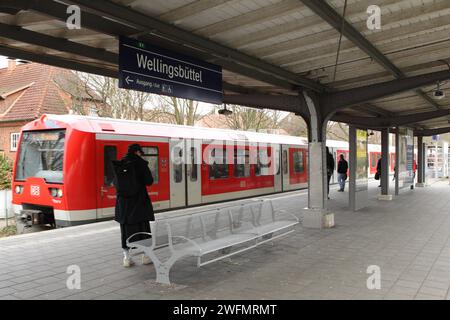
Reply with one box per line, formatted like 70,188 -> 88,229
337,154 -> 348,192
376,157 -> 382,187
326,147 -> 335,199
113,144 -> 155,267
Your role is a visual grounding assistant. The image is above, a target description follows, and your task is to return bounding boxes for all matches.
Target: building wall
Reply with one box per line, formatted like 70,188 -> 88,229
0,121 -> 29,162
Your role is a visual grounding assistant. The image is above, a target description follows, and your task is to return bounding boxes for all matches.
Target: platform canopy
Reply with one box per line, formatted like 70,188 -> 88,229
1,0 -> 450,135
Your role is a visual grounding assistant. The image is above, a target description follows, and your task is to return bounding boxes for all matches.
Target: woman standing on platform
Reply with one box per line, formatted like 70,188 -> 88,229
114,144 -> 155,267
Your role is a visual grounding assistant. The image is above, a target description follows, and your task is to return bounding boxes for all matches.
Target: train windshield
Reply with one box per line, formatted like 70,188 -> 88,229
15,130 -> 66,184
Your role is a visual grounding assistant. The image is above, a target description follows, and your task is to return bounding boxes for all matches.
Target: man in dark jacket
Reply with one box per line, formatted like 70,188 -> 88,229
337,154 -> 348,192
326,147 -> 335,199
115,144 -> 155,267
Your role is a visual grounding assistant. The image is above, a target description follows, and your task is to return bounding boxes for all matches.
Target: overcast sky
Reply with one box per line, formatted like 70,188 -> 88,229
0,56 -> 7,68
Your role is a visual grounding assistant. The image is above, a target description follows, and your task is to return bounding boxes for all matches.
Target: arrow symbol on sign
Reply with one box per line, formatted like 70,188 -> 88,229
125,76 -> 134,84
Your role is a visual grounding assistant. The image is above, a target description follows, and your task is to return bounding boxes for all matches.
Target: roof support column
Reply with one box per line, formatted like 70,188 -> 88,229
416,136 -> 426,187
378,128 -> 393,201
302,91 -> 334,229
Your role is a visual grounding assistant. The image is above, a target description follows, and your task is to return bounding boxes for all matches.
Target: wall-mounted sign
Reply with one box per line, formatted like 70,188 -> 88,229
119,36 -> 223,104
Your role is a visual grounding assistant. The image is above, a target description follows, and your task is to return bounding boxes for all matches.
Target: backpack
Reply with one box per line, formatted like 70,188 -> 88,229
112,159 -> 140,197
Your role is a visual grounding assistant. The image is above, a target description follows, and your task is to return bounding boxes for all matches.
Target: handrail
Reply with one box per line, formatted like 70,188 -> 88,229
125,232 -> 152,245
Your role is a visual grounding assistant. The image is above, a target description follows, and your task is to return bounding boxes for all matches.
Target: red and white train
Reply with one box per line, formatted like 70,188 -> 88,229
12,114 -> 397,228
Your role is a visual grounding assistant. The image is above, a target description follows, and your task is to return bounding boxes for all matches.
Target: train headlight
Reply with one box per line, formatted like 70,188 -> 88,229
50,188 -> 58,197
15,185 -> 23,194
49,188 -> 63,198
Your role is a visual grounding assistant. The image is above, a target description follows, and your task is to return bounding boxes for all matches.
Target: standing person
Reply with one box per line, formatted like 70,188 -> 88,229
337,154 -> 348,192
413,159 -> 417,181
376,157 -> 382,187
326,147 -> 335,199
114,144 -> 155,267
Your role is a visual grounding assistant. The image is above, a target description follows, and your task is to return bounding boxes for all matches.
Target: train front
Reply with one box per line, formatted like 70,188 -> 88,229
12,115 -> 69,231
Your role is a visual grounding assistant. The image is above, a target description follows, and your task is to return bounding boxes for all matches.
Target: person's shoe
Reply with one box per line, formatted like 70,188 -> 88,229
378,185 -> 381,187
141,255 -> 152,265
123,257 -> 135,268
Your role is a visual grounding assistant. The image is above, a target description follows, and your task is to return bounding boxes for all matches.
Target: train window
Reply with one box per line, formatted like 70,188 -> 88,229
104,146 -> 117,186
255,148 -> 270,176
234,148 -> 250,178
190,147 -> 197,182
209,148 -> 228,179
141,147 -> 159,184
275,149 -> 280,175
371,153 -> 375,167
15,129 -> 65,183
283,150 -> 288,174
293,150 -> 304,173
172,146 -> 183,183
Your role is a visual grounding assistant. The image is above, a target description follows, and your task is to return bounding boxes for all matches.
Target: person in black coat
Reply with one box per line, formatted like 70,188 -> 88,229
337,154 -> 348,192
326,147 -> 335,199
115,144 -> 155,267
376,158 -> 382,187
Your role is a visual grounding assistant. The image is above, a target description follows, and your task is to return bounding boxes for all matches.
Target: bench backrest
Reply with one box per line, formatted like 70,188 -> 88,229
150,199 -> 294,250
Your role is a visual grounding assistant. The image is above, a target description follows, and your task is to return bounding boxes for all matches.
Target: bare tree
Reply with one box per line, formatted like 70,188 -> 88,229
215,105 -> 283,132
76,73 -> 159,121
326,122 -> 349,141
151,96 -> 200,125
279,113 -> 308,136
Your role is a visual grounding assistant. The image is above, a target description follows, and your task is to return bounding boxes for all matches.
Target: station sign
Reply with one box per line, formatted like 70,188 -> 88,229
118,36 -> 223,104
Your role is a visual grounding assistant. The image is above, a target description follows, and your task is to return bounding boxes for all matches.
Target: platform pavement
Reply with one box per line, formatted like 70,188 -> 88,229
1,180 -> 450,300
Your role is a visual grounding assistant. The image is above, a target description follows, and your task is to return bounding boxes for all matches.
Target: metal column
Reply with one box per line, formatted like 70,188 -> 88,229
416,136 -> 425,187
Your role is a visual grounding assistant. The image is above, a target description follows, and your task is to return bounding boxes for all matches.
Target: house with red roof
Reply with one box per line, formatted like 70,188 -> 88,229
0,60 -> 102,161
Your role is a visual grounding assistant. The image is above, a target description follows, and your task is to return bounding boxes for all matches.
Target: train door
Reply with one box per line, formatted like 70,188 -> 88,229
140,142 -> 170,211
169,139 -> 186,208
281,145 -> 289,191
186,140 -> 201,206
274,144 -> 282,192
95,141 -> 119,219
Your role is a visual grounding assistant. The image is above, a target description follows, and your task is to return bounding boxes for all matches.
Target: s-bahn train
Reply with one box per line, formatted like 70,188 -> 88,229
12,114 -> 397,228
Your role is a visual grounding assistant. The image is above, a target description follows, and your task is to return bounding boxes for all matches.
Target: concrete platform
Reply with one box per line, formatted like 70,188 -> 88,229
1,181 -> 450,300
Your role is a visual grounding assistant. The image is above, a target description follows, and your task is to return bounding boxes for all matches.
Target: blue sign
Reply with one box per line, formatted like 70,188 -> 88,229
119,36 -> 223,104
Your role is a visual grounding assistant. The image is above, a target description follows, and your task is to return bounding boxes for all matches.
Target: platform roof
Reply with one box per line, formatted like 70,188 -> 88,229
1,0 -> 450,135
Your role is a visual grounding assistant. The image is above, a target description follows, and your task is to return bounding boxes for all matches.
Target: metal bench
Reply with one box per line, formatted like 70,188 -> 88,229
126,199 -> 298,284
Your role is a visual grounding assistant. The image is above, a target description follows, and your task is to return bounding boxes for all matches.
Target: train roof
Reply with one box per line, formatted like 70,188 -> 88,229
30,114 -> 309,145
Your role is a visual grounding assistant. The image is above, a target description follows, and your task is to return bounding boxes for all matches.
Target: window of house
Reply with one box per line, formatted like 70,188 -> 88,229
104,146 -> 117,186
141,146 -> 159,183
10,133 -> 20,152
209,147 -> 228,179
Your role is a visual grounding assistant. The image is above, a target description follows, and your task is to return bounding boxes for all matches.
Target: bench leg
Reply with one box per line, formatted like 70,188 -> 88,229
154,263 -> 172,285
147,252 -> 178,285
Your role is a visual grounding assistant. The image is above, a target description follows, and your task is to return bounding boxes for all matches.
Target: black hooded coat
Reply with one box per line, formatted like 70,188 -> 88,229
114,153 -> 154,225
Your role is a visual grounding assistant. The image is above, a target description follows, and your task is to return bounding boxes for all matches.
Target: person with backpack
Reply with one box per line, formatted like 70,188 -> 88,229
113,144 -> 154,267
337,154 -> 348,192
